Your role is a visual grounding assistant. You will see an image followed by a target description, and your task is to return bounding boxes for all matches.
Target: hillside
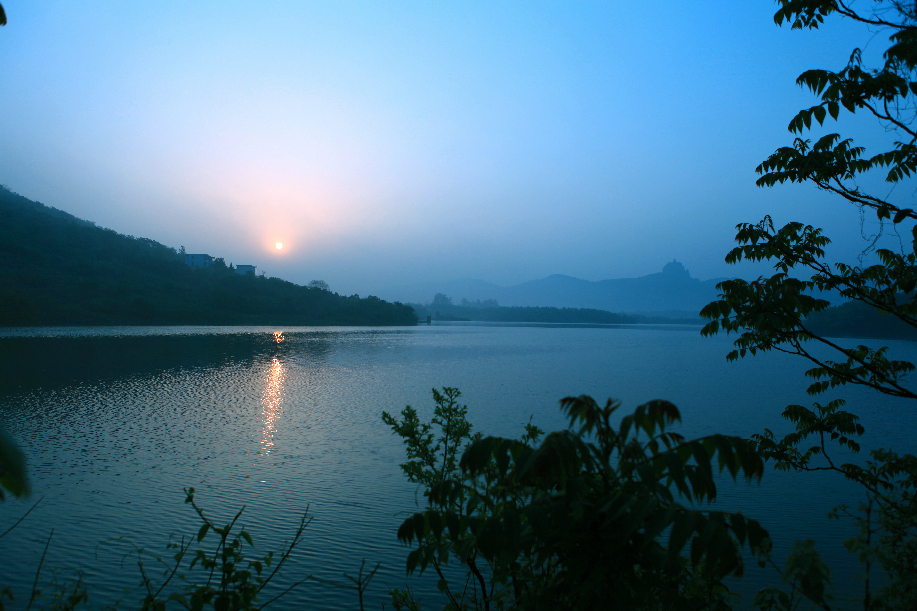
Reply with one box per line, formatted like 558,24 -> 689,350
0,187 -> 416,326
804,299 -> 917,341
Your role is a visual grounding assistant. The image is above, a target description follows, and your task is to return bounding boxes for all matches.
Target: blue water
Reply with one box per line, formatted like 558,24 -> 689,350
0,324 -> 914,610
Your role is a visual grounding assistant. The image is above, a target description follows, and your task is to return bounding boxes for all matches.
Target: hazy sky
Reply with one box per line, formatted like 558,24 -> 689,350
2,1 -> 913,297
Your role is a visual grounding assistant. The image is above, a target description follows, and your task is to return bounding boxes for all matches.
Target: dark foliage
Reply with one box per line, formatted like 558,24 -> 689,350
385,388 -> 773,611
702,2 -> 917,609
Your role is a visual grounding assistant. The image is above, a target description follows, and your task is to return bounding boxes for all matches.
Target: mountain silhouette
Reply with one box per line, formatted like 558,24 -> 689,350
385,260 -> 732,315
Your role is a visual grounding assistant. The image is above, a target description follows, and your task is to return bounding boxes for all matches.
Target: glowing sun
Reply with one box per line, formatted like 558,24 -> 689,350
275,242 -> 283,250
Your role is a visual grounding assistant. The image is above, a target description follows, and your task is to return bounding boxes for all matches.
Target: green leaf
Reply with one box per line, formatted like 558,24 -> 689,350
168,592 -> 188,604
893,208 -> 913,224
813,105 -> 826,125
0,427 -> 29,500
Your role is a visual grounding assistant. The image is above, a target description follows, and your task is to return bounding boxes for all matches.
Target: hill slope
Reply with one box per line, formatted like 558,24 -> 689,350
804,299 -> 917,341
0,187 -> 416,326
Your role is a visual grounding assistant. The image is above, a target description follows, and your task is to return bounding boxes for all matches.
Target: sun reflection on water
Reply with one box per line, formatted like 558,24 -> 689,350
261,356 -> 285,457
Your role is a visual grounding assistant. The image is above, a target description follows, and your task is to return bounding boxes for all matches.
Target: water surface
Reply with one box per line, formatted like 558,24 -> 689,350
1,324 -> 914,610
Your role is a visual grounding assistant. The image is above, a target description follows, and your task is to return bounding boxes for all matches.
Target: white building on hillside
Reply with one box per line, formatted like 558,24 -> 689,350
235,265 -> 257,275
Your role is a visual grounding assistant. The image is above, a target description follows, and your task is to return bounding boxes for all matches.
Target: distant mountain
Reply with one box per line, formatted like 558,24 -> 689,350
0,187 -> 416,326
384,261 -> 733,315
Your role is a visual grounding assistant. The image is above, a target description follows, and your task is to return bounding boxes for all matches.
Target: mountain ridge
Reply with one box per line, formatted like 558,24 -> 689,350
380,261 -> 735,315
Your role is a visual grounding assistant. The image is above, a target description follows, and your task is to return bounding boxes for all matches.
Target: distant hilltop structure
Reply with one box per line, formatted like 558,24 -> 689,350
185,253 -> 256,275
380,258 -> 734,313
662,259 -> 690,276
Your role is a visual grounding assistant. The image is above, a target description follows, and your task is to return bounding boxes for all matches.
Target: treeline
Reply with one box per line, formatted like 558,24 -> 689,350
409,294 -> 701,325
411,292 -> 917,338
0,187 -> 416,326
804,298 -> 917,341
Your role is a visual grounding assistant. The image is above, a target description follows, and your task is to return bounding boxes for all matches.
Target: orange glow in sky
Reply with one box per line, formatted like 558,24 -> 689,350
2,2 -> 893,296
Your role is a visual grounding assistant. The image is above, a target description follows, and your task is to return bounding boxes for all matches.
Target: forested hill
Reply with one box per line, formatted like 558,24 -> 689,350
0,187 -> 417,326
804,299 -> 917,341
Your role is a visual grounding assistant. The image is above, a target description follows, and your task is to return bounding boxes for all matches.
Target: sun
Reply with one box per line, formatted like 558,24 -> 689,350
276,242 -> 283,250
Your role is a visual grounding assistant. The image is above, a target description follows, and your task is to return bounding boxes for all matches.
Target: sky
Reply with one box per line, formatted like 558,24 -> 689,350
1,1 -> 914,298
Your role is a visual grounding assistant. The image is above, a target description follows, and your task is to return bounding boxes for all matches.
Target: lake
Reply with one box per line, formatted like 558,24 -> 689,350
1,323 -> 914,610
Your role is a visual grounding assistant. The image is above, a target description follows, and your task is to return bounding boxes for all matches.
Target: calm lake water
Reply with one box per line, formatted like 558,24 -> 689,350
0,324 -> 914,610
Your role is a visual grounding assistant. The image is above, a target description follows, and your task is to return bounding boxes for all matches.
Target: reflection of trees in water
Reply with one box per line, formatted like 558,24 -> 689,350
0,334 -> 270,393
299,335 -> 334,361
260,357 -> 285,457
0,329 -> 415,398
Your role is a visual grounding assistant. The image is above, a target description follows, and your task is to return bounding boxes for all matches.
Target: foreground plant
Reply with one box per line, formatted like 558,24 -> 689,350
122,488 -> 311,611
385,388 -> 792,610
701,1 -> 917,608
2,486 -> 384,611
0,426 -> 28,502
